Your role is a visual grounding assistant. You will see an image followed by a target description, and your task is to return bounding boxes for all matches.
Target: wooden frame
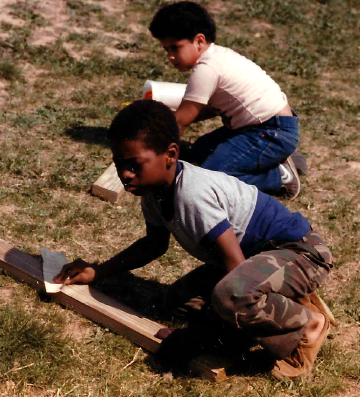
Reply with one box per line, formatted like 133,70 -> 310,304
0,240 -> 228,382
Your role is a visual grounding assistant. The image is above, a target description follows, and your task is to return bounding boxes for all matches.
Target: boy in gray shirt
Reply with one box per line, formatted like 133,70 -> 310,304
55,100 -> 333,380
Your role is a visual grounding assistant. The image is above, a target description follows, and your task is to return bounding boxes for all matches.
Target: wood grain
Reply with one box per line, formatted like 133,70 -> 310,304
0,239 -> 228,382
92,162 -> 124,202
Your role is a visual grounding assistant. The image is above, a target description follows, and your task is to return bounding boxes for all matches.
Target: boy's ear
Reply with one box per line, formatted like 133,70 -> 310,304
166,143 -> 179,166
194,33 -> 207,49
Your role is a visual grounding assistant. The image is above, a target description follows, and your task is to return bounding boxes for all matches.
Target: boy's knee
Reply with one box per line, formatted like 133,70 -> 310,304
212,278 -> 245,325
211,276 -> 263,327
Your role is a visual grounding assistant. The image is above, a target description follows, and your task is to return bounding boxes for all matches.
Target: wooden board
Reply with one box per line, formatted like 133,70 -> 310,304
0,239 -> 227,382
92,162 -> 124,202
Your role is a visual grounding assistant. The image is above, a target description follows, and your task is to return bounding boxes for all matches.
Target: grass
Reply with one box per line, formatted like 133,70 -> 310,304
0,59 -> 24,82
0,0 -> 359,396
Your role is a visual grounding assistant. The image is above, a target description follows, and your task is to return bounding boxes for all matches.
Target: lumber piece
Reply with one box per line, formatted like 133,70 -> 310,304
92,162 -> 124,202
0,239 -> 229,382
189,355 -> 228,383
0,240 -> 45,290
0,240 -> 162,353
56,284 -> 164,353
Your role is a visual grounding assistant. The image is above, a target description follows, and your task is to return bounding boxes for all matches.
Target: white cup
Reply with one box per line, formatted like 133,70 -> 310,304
142,80 -> 187,111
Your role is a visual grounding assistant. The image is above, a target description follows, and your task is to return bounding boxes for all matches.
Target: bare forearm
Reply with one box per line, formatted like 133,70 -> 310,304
225,258 -> 244,274
175,100 -> 208,135
214,227 -> 246,274
95,236 -> 167,279
54,231 -> 169,286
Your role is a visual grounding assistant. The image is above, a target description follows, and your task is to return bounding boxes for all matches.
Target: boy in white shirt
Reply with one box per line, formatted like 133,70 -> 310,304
149,1 -> 303,200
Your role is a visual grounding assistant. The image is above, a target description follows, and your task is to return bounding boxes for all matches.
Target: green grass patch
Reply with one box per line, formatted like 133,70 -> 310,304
0,304 -> 73,390
0,58 -> 24,82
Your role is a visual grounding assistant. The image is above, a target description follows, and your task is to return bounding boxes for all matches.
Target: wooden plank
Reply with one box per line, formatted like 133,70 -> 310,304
0,240 -> 228,382
189,355 -> 228,382
92,162 -> 124,202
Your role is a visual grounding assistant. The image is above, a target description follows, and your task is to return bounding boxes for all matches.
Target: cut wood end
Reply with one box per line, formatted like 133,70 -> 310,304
92,163 -> 125,202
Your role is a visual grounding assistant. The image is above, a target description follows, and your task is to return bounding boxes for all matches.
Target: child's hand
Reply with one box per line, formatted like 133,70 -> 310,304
53,258 -> 96,286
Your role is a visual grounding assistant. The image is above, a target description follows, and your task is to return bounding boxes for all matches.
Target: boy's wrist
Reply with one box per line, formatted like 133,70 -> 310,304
92,259 -> 127,281
91,262 -> 104,282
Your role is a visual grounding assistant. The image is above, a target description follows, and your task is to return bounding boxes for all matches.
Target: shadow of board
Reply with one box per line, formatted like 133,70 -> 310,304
64,126 -> 110,147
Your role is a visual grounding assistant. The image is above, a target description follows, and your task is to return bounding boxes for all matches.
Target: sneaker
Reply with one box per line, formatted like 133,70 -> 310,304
272,315 -> 330,380
290,151 -> 308,176
280,157 -> 301,200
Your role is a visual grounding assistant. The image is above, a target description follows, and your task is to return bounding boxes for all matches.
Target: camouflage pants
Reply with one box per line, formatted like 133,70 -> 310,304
164,230 -> 332,359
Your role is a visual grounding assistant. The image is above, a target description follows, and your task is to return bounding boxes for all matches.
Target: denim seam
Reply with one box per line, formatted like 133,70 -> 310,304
219,136 -> 268,172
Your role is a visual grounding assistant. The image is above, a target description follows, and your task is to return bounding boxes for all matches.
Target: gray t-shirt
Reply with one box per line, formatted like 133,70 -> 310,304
141,161 -> 257,265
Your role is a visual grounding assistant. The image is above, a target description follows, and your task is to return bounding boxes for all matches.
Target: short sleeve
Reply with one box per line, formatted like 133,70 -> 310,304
179,178 -> 232,244
183,63 -> 220,105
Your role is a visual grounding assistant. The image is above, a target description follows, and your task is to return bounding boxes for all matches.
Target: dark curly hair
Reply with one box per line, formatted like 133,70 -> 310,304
149,1 -> 216,43
108,100 -> 180,154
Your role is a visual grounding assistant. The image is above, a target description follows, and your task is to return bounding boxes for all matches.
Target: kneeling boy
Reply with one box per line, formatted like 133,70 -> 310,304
55,100 -> 333,379
149,1 -> 303,200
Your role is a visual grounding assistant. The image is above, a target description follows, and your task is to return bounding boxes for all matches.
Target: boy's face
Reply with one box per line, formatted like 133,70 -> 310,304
160,37 -> 202,72
111,137 -> 178,196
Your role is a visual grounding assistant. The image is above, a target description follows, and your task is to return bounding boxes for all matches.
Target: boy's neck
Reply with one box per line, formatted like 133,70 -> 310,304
167,160 -> 181,186
198,42 -> 211,57
154,160 -> 179,201
163,160 -> 181,188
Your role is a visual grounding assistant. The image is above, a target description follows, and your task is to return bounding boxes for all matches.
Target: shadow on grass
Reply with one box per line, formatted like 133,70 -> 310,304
64,126 -> 199,161
144,325 -> 276,380
2,246 -> 274,380
90,272 -> 276,380
94,271 -> 170,323
75,270 -> 276,379
64,126 -> 110,146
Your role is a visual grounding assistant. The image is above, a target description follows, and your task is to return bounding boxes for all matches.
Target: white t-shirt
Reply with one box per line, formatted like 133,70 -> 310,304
141,161 -> 257,265
183,43 -> 288,129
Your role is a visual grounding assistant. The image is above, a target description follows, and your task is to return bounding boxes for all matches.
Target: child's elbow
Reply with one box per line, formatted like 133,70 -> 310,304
156,239 -> 169,256
148,234 -> 169,257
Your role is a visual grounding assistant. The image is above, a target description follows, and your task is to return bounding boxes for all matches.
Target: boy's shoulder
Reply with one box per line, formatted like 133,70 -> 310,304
198,43 -> 243,64
178,160 -> 230,187
194,43 -> 256,79
176,161 -> 257,204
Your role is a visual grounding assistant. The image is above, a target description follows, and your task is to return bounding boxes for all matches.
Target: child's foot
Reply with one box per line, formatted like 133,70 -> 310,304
290,151 -> 308,176
279,157 -> 301,200
272,312 -> 329,379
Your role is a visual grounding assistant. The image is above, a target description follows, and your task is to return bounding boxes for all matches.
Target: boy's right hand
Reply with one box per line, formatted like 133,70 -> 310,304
53,258 -> 96,286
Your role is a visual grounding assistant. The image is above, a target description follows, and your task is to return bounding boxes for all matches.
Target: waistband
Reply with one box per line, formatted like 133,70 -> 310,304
259,109 -> 298,129
272,230 -> 332,268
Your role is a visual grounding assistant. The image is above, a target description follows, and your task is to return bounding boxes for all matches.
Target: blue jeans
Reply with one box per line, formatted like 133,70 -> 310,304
190,114 -> 299,193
